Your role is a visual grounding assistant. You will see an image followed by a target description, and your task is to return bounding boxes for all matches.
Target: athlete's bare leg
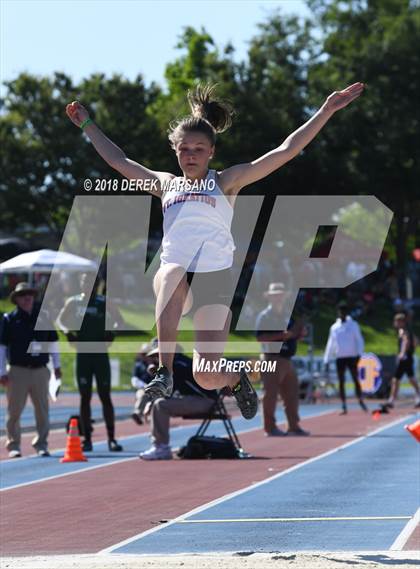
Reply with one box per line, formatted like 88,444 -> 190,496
192,304 -> 239,390
408,375 -> 420,398
193,303 -> 258,419
153,264 -> 192,372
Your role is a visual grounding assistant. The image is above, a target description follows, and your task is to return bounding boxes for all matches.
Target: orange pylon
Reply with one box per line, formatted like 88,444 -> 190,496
372,410 -> 381,421
405,420 -> 420,443
60,418 -> 87,462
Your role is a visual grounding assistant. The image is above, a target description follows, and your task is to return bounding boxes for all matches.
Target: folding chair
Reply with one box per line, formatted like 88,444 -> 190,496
182,391 -> 250,458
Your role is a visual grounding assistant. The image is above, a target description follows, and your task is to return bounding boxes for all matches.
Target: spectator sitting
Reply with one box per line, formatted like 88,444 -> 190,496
139,346 -> 218,461
131,342 -> 155,425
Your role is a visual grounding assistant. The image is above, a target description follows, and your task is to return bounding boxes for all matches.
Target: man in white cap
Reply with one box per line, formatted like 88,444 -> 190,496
0,282 -> 62,457
256,282 -> 309,437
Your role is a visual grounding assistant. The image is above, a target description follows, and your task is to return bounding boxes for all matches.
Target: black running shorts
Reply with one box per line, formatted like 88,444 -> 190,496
394,356 -> 414,380
186,268 -> 234,310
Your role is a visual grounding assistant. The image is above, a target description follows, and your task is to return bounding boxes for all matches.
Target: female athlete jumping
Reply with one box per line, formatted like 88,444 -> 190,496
66,81 -> 364,419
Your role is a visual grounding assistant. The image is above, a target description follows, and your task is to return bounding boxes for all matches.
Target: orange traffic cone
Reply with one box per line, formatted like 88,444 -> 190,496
60,418 -> 88,462
405,420 -> 420,443
372,410 -> 381,421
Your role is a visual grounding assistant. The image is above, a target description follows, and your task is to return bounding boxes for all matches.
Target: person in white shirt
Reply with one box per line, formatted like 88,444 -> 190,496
324,302 -> 368,415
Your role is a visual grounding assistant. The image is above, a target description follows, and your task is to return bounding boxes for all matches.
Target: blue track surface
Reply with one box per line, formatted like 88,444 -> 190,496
0,395 -> 132,429
0,404 -> 337,489
110,416 -> 419,554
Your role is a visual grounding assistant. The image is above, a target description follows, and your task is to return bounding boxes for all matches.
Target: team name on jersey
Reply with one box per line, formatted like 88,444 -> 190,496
162,193 -> 216,213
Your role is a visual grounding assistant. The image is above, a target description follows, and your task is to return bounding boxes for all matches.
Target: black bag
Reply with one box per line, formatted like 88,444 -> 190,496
178,435 -> 238,459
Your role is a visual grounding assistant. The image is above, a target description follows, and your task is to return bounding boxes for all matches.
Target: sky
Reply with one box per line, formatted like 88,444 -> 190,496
1,0 -> 311,90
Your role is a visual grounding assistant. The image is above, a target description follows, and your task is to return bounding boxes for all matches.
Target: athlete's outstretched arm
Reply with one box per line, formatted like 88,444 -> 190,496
221,82 -> 365,193
66,101 -> 173,195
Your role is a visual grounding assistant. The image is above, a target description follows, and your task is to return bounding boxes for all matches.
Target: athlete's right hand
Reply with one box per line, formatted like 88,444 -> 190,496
66,101 -> 90,127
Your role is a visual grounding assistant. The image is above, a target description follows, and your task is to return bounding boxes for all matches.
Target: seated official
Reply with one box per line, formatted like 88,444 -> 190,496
139,347 -> 218,460
131,342 -> 155,425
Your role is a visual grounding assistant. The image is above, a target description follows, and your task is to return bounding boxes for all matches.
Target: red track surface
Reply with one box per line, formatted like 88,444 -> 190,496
405,526 -> 420,550
1,407 -> 417,556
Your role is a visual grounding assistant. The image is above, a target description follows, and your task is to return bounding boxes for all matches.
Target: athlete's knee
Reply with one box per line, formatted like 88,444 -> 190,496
193,370 -> 220,390
160,265 -> 187,291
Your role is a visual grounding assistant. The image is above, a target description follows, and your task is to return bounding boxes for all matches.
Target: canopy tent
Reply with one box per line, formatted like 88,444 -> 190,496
0,249 -> 98,274
0,249 -> 99,290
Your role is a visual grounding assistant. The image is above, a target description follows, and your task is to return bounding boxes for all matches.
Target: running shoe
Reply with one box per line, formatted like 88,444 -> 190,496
286,428 -> 310,436
231,369 -> 258,420
139,444 -> 172,461
144,365 -> 173,400
8,449 -> 21,458
82,440 -> 93,452
108,439 -> 123,452
265,427 -> 287,437
37,449 -> 50,457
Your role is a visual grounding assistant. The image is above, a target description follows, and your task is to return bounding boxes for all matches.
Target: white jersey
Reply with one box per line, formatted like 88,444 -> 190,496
160,169 -> 235,272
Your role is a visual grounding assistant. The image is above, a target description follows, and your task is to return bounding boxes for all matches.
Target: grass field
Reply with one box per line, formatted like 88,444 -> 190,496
0,297 -> 418,391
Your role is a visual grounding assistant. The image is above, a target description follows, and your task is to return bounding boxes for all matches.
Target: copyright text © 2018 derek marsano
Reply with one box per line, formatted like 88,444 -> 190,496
83,178 -> 216,193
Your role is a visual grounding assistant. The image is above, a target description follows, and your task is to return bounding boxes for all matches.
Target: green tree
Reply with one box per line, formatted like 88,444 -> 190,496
306,0 -> 420,287
0,72 -> 165,239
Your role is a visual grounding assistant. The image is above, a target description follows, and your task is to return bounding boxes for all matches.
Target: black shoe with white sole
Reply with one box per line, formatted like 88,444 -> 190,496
37,449 -> 50,457
108,439 -> 123,452
82,440 -> 93,452
144,366 -> 173,401
231,370 -> 258,420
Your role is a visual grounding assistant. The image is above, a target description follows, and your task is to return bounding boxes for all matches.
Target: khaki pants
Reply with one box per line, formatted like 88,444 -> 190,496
261,356 -> 300,433
6,365 -> 50,452
151,395 -> 215,446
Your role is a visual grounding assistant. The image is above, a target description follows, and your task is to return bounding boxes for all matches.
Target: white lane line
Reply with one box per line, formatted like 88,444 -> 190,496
0,421 -> 275,491
0,408 -> 336,490
389,507 -> 420,551
99,413 -> 415,554
178,516 -> 411,524
1,456 -> 141,491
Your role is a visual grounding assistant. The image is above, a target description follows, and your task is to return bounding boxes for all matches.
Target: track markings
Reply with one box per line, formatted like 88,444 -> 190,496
0,408 -> 337,490
177,516 -> 412,524
100,413 -> 416,554
390,507 -> 420,551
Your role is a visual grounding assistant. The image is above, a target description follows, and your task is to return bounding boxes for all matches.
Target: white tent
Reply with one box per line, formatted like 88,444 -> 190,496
0,249 -> 98,273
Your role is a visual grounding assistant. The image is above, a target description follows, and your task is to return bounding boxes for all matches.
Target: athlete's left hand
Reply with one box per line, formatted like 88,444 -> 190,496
322,82 -> 365,113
